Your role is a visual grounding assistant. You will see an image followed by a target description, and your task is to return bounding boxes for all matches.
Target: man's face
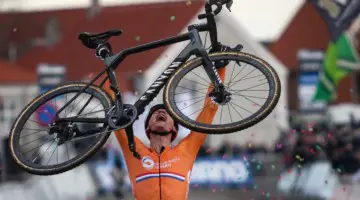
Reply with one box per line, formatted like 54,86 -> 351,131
147,109 -> 175,133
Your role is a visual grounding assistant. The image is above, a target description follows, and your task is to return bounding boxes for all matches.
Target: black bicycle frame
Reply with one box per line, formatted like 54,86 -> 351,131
57,28 -> 224,124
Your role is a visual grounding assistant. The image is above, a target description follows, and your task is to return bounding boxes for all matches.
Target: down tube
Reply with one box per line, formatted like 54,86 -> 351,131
134,46 -> 193,117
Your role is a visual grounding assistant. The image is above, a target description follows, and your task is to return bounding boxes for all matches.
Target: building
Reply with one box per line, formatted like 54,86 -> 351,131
270,1 -> 360,118
0,60 -> 37,137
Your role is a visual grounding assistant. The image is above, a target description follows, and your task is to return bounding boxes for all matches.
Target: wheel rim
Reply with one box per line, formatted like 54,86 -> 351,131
10,85 -> 111,172
165,53 -> 279,132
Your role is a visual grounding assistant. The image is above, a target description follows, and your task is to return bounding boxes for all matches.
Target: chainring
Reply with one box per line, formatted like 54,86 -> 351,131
107,104 -> 137,129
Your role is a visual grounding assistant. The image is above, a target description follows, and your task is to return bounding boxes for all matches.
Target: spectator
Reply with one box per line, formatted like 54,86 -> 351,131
217,140 -> 241,157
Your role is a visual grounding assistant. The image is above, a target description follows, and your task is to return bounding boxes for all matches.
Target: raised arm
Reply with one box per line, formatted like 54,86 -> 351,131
178,68 -> 226,157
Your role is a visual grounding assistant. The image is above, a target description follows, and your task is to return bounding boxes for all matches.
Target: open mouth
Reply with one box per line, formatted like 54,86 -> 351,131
156,113 -> 166,121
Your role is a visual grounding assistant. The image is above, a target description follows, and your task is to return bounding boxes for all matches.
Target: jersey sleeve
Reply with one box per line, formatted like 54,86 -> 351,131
113,129 -> 144,158
177,68 -> 226,157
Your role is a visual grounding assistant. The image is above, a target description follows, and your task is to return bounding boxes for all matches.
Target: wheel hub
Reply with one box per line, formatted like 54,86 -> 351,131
209,89 -> 232,105
49,122 -> 77,145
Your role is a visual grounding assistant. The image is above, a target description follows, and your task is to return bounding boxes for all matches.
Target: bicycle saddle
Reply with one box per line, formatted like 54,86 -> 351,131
78,29 -> 123,49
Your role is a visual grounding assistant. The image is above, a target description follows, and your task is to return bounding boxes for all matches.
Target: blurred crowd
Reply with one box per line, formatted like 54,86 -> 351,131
275,115 -> 360,176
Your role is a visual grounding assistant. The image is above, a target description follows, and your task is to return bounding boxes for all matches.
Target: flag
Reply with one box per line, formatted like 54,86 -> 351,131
310,0 -> 360,101
313,33 -> 360,100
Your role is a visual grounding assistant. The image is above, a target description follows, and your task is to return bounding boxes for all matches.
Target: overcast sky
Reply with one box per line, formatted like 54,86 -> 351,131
0,0 -> 305,41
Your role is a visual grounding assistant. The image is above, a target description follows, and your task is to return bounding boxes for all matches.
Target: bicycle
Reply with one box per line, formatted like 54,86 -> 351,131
9,0 -> 281,175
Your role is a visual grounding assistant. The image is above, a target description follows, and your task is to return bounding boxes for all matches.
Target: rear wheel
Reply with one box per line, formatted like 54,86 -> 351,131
9,82 -> 113,175
164,51 -> 281,134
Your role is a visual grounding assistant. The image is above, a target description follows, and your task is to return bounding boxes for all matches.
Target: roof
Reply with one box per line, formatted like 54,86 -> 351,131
0,60 -> 36,84
269,1 -> 330,70
0,1 -> 204,91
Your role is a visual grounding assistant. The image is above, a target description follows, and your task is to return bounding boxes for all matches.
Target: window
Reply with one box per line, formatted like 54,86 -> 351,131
45,17 -> 61,46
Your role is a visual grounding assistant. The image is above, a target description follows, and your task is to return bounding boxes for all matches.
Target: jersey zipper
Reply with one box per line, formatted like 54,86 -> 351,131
158,147 -> 165,200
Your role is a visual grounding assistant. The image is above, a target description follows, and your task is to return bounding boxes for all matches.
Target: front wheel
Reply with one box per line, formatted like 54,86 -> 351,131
164,51 -> 281,134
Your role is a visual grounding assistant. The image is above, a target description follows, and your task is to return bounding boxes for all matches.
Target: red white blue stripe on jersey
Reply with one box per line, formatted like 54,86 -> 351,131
136,172 -> 185,183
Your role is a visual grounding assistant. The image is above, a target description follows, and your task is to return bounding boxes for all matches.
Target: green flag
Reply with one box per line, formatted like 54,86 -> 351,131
313,32 -> 360,101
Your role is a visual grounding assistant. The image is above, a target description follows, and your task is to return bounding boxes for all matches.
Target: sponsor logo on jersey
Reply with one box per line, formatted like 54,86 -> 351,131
141,156 -> 155,170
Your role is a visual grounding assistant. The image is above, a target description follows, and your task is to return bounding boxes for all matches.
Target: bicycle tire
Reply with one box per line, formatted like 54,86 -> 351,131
9,82 -> 113,175
164,51 -> 281,134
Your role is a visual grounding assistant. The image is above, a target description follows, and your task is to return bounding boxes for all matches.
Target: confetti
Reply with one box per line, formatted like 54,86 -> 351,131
248,143 -> 252,148
295,154 -> 304,161
212,188 -> 216,193
266,192 -> 270,197
186,0 -> 192,6
206,148 -> 212,153
170,16 -> 176,21
276,143 -> 282,149
137,70 -> 142,73
350,89 -> 353,93
271,164 -> 275,170
256,164 -> 261,170
87,72 -> 94,78
309,148 -> 315,154
135,36 -> 141,41
13,28 -> 17,32
315,145 -> 321,150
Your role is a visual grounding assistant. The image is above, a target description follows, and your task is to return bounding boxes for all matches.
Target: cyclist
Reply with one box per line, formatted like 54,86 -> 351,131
106,68 -> 225,200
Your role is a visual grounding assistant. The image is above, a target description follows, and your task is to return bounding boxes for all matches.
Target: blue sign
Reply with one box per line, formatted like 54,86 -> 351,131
297,49 -> 327,114
36,103 -> 57,127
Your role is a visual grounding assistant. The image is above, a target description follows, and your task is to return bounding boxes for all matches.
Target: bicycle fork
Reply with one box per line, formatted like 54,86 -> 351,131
197,48 -> 224,89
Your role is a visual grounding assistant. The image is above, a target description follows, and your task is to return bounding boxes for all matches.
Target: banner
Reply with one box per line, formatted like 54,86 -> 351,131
309,0 -> 360,42
189,158 -> 253,187
297,49 -> 327,113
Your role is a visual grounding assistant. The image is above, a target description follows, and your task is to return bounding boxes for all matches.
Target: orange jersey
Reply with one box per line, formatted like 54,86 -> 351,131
107,68 -> 225,200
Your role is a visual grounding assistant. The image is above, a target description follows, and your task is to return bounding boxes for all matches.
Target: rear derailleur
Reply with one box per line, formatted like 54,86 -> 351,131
49,122 -> 79,145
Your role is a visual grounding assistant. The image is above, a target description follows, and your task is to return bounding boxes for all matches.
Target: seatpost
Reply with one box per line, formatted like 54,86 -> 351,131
97,43 -> 124,116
